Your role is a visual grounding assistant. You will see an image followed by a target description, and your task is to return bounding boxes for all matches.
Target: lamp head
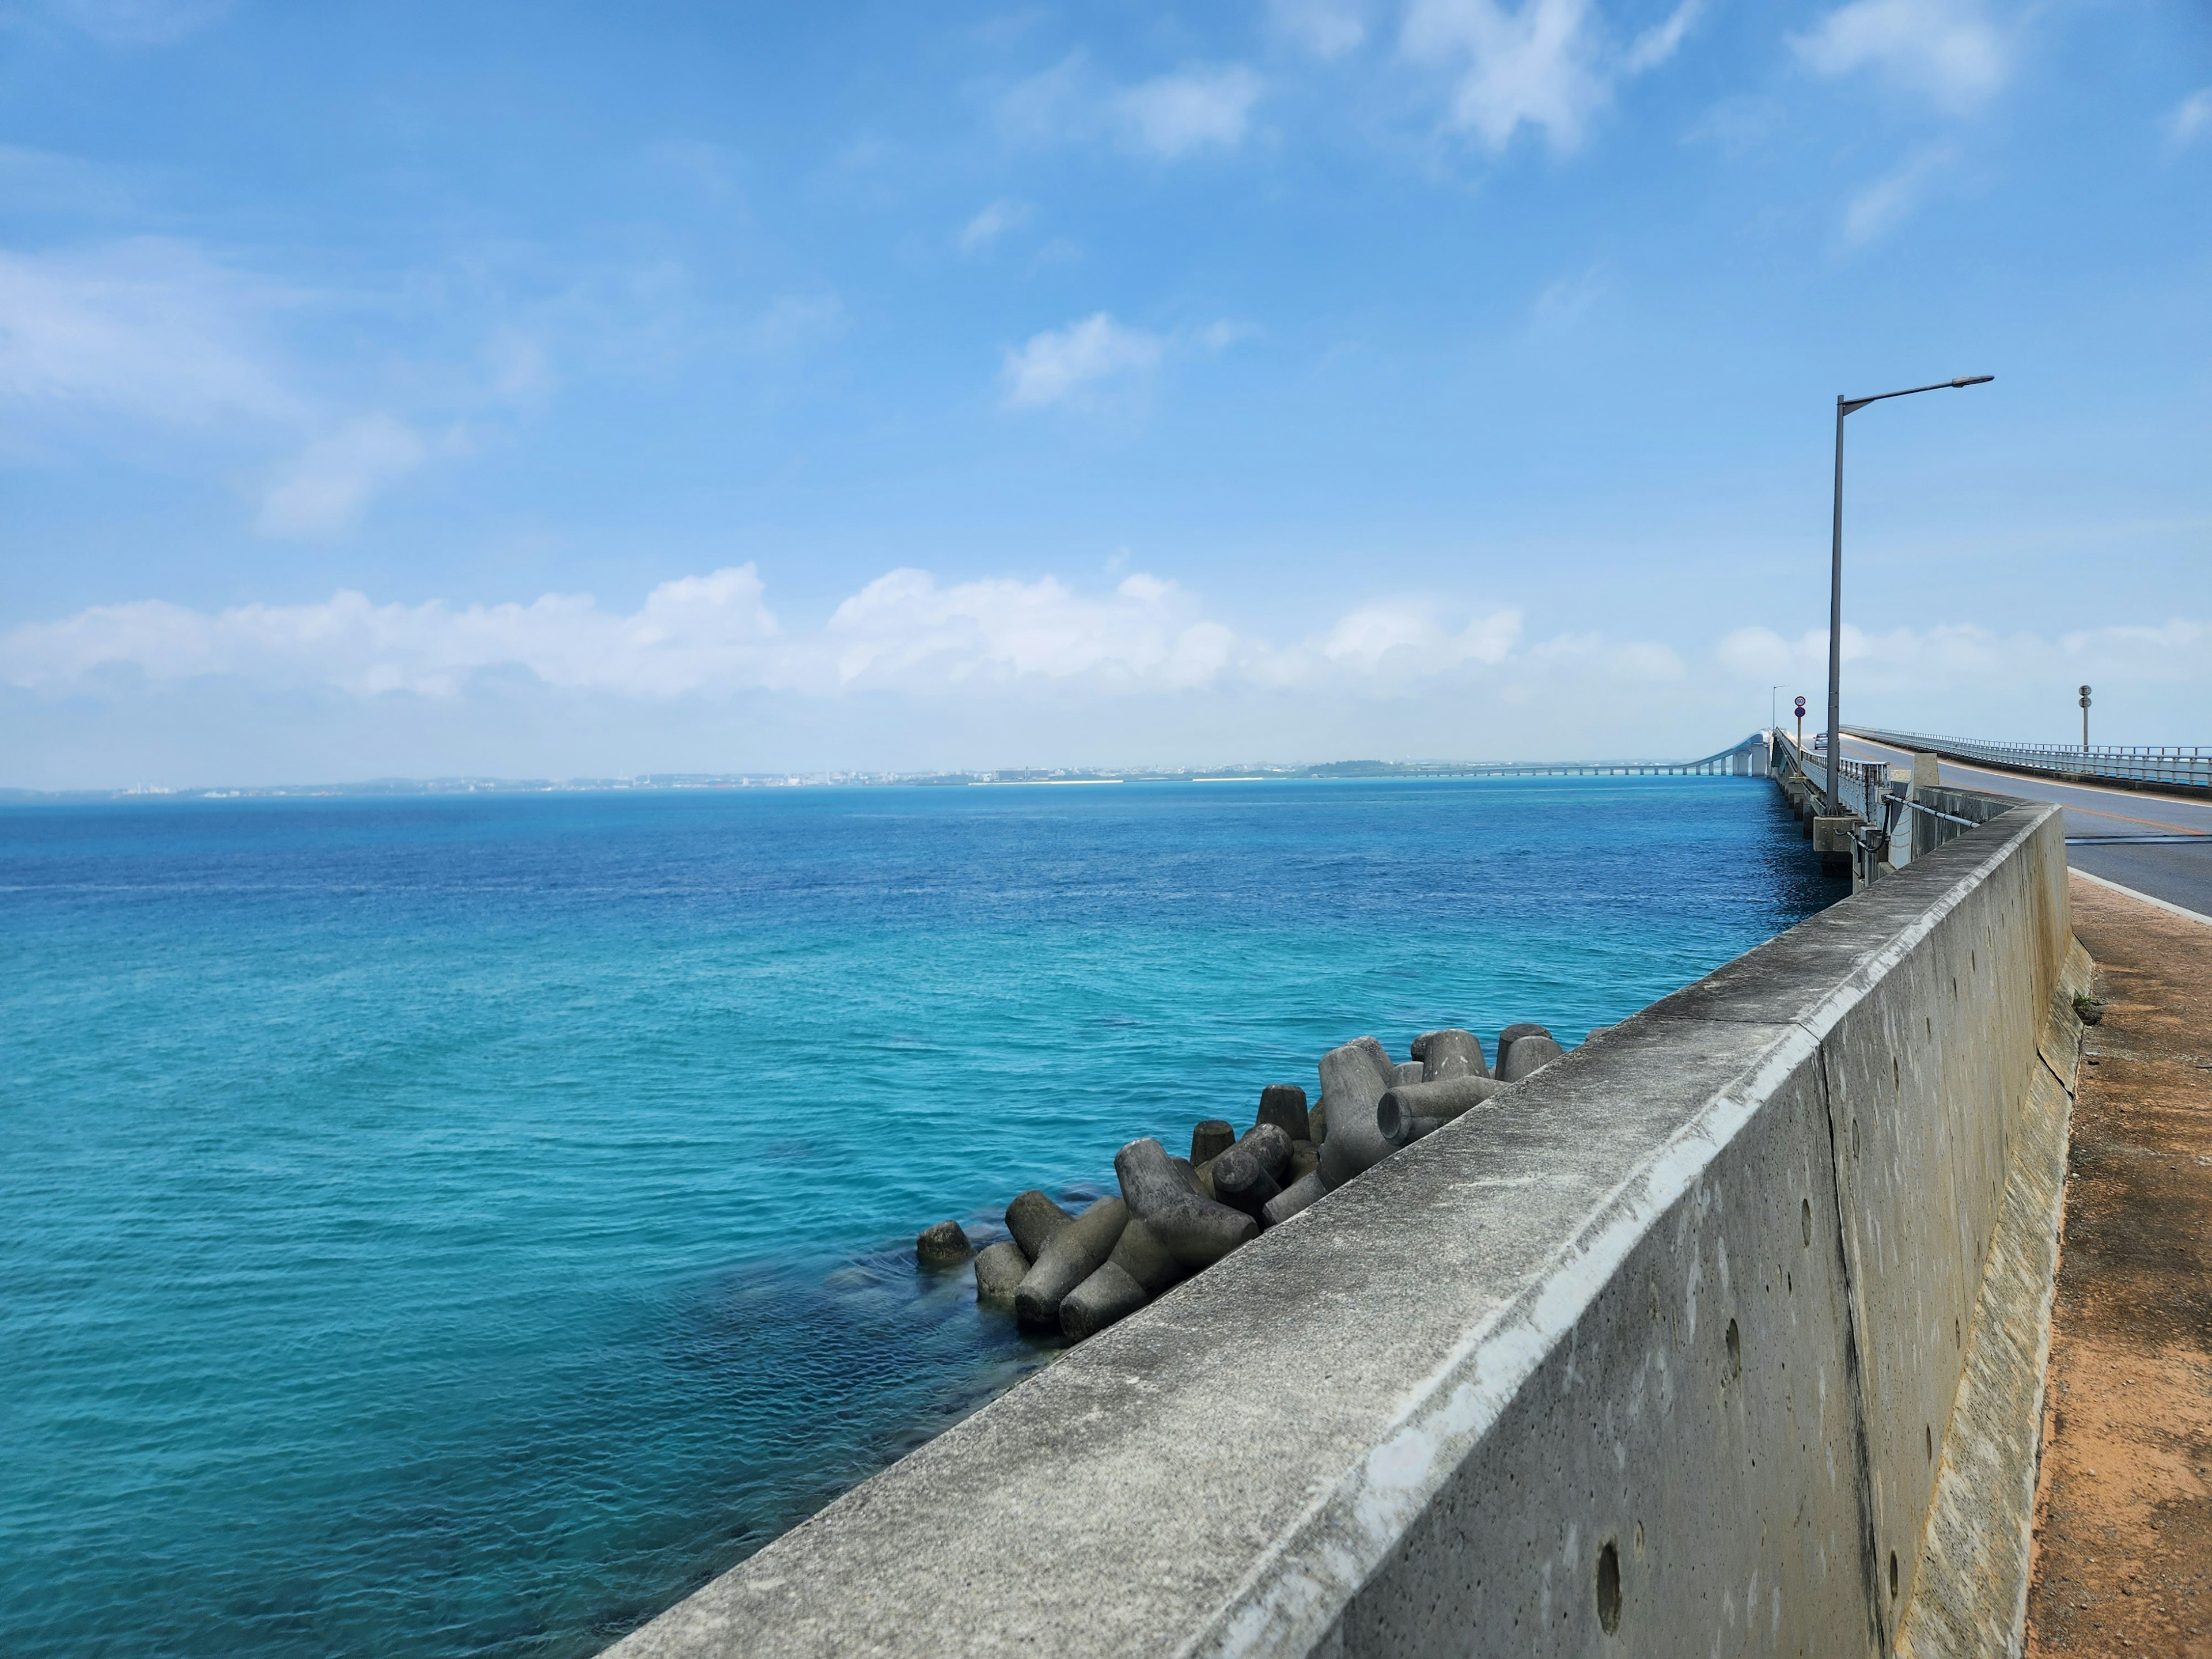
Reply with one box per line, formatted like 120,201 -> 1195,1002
1950,374 -> 1994,387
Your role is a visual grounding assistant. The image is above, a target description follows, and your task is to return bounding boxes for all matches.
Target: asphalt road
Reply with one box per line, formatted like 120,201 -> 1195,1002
1843,734 -> 2212,921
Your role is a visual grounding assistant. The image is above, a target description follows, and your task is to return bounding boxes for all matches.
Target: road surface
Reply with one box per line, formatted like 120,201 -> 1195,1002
1843,734 -> 2212,921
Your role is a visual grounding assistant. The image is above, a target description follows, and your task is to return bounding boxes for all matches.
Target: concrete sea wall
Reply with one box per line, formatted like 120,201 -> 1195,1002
609,801 -> 2088,1658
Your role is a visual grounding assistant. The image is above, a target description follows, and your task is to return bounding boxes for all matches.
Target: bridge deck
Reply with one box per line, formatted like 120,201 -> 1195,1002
1843,733 -> 2212,921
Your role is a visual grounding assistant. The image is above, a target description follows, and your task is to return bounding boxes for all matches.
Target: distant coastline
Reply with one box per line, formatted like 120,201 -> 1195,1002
0,755 -> 1758,804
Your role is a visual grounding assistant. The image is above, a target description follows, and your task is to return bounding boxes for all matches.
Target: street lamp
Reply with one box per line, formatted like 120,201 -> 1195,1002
1824,374 -> 1994,810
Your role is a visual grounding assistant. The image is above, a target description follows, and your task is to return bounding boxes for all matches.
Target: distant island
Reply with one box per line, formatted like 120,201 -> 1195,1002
0,753 -> 1769,802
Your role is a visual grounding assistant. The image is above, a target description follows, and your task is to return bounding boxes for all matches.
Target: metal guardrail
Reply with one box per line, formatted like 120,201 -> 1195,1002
1848,726 -> 2212,793
1768,728 -> 2019,887
1774,732 -> 1888,825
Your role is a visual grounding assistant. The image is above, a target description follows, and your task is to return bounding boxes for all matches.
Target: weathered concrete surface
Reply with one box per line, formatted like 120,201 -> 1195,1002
2025,876 -> 2212,1656
605,802 -> 2078,1659
1893,937 -> 2089,1658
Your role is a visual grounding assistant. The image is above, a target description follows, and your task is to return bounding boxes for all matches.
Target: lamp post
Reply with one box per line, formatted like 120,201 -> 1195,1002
1825,374 -> 1994,810
2080,684 -> 2091,753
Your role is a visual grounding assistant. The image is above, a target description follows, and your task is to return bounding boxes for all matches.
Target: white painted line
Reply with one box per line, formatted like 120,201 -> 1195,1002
2069,865 -> 2212,929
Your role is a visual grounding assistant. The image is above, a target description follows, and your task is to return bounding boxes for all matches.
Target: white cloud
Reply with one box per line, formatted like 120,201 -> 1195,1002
256,415 -> 432,540
960,198 -> 1032,252
1000,312 -> 1164,407
1715,618 -> 2212,696
1113,66 -> 1266,157
2168,88 -> 2212,150
1320,601 -> 1522,671
827,569 -> 1236,690
997,56 -> 1091,146
1792,0 -> 2009,112
1525,628 -> 1685,680
1270,0 -> 1367,59
999,56 -> 1265,159
0,238 -> 300,433
1196,319 -> 1261,351
14,570 -> 2205,783
0,236 -> 528,533
1401,0 -> 1704,154
3,565 -> 785,699
3,560 -> 1663,714
1404,0 -> 1607,152
1841,142 -> 1954,243
1623,0 -> 1705,75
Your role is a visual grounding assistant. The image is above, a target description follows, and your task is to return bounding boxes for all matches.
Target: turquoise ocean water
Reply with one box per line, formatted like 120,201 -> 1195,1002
1,777 -> 1837,1657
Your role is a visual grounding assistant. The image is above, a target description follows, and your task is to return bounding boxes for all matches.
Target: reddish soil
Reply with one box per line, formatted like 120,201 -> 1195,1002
2025,874 -> 2212,1653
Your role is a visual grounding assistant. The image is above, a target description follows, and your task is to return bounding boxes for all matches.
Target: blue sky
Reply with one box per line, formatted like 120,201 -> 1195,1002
2,0 -> 2207,786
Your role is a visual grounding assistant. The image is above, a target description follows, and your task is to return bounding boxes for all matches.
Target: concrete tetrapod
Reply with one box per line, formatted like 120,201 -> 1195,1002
972,1240 -> 1029,1305
1492,1022 -> 1552,1077
1005,1190 -> 1074,1262
1104,1215 -> 1184,1294
916,1219 -> 972,1267
1209,1123 -> 1292,1219
1316,1036 -> 1397,1191
1190,1120 -> 1235,1164
1392,1060 -> 1424,1085
1113,1138 -> 1257,1270
1497,1033 -> 1566,1083
1260,1170 -> 1326,1225
1012,1197 -> 1127,1331
1059,1264 -> 1147,1339
1376,1075 -> 1503,1146
1416,1028 -> 1488,1081
1256,1084 -> 1310,1143
1059,1217 -> 1184,1340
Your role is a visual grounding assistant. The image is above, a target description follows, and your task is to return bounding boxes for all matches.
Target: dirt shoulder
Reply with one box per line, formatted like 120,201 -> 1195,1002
2025,873 -> 2212,1653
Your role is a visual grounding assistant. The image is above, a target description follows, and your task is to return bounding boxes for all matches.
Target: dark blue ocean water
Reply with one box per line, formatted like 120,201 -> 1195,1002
0,777 -> 1836,1657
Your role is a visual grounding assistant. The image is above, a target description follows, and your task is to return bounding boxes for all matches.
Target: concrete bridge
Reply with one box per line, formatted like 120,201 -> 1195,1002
1842,728 -> 2212,924
1397,734 -> 1774,781
607,743 -> 2109,1658
1771,724 -> 2212,922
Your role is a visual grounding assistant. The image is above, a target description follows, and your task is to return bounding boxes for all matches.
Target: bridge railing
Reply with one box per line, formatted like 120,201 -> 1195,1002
1772,730 -> 1888,825
1770,729 -> 2014,882
1849,726 -> 2212,794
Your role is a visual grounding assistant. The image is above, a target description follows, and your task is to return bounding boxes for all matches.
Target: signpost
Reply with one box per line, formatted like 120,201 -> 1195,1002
1794,696 -> 1807,753
2080,684 -> 2092,753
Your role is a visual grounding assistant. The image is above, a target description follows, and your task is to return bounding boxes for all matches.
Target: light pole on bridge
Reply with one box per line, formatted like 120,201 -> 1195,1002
1825,374 -> 1994,810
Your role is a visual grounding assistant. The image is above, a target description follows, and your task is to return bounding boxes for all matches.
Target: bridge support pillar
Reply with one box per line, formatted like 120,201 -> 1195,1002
1812,815 -> 1855,874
